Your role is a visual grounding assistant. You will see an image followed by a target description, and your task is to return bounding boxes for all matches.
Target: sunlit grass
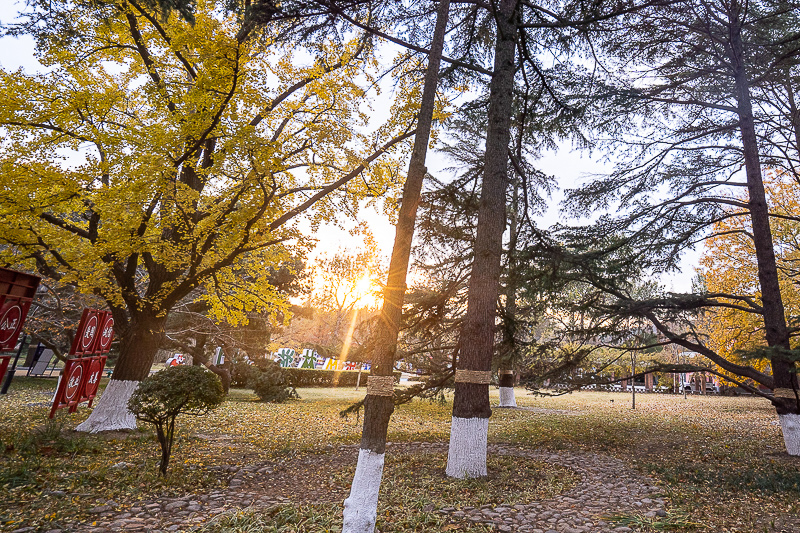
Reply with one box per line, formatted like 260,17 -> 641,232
1,380 -> 797,532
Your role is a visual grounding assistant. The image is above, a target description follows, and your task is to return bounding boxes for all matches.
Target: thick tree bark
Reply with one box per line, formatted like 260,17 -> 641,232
728,5 -> 799,421
76,312 -> 167,432
342,3 -> 450,532
447,0 -> 518,478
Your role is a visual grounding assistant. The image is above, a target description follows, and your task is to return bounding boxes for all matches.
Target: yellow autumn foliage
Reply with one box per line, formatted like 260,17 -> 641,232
699,173 -> 800,377
0,0 -> 415,335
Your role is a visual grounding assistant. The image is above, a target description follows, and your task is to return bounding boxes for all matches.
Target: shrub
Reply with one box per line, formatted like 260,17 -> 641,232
128,366 -> 225,475
231,360 -> 260,388
251,360 -> 299,403
281,368 -> 401,387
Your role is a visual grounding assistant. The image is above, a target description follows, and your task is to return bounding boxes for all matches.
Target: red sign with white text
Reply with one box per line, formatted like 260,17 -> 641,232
0,268 -> 40,352
69,309 -> 102,356
93,312 -> 115,354
49,355 -> 107,418
80,356 -> 106,407
51,307 -> 113,418
50,359 -> 83,417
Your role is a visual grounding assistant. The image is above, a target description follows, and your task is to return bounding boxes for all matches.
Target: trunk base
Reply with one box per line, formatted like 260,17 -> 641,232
498,386 -> 517,407
75,379 -> 139,433
446,416 -> 489,478
779,413 -> 800,456
342,448 -> 385,533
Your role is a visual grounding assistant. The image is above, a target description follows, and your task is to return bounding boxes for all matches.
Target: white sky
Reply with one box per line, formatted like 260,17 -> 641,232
0,2 -> 698,292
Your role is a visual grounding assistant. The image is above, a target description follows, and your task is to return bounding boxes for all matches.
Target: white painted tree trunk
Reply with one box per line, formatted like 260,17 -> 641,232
342,449 -> 385,533
498,386 -> 517,407
446,416 -> 489,478
779,413 -> 800,455
75,379 -> 139,432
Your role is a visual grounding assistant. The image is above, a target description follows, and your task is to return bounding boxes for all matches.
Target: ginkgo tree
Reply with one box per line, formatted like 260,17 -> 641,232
0,0 -> 414,432
700,174 -> 800,381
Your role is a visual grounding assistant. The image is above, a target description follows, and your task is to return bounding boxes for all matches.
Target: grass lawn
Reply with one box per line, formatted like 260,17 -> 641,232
1,378 -> 798,532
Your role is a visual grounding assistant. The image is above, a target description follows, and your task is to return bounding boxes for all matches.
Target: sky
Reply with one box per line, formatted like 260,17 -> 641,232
0,1 -> 698,292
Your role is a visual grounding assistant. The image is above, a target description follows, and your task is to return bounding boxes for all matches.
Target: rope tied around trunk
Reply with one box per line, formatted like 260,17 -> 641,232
774,388 -> 798,399
366,375 -> 394,396
454,369 -> 492,384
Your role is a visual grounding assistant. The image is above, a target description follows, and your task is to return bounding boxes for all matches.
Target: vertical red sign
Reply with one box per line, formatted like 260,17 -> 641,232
81,356 -> 107,407
93,312 -> 115,354
69,309 -> 101,356
0,268 -> 40,352
51,308 -> 113,417
50,359 -> 84,418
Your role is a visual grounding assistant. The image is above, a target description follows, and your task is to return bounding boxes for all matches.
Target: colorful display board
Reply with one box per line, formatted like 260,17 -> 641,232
273,348 -> 370,371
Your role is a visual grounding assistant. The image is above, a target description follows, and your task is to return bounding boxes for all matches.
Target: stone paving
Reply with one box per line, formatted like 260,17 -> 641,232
37,442 -> 665,533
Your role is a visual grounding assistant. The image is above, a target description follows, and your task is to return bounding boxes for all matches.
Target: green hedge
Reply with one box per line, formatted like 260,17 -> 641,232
282,368 -> 401,388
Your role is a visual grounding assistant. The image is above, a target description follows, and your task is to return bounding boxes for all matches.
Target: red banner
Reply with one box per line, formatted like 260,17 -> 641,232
50,359 -> 83,417
0,268 -> 40,352
81,355 -> 107,407
69,309 -> 102,356
49,355 -> 107,418
51,307 -> 114,417
92,312 -> 115,354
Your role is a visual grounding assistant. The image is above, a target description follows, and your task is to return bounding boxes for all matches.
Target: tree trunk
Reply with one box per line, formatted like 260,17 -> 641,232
206,364 -> 231,394
498,176 -> 521,408
447,0 -> 518,478
630,353 -> 636,410
342,3 -> 450,532
76,312 -> 166,433
728,3 -> 800,452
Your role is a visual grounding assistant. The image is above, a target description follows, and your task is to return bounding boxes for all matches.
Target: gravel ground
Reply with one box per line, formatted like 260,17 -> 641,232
39,442 -> 665,533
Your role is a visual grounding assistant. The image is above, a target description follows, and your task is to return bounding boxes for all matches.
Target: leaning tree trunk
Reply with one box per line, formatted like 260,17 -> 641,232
729,8 -> 800,453
76,311 -> 167,433
342,3 -> 450,532
446,0 -> 518,478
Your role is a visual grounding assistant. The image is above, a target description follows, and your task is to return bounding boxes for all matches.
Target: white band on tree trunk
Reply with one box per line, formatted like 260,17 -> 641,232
774,388 -> 798,399
454,369 -> 492,384
446,416 -> 489,478
366,375 -> 394,396
499,387 -> 517,407
343,449 -> 385,532
779,414 -> 800,456
75,379 -> 139,433
500,370 -> 514,375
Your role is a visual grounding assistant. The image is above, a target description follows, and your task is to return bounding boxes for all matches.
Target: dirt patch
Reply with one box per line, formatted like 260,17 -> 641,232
235,447 -> 358,504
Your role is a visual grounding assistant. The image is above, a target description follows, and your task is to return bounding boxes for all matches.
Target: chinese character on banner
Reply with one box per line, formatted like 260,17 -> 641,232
69,309 -> 103,356
299,349 -> 317,369
92,311 -> 115,354
0,267 -> 40,353
345,361 -> 358,371
80,356 -> 107,407
50,355 -> 109,418
275,348 -> 295,368
50,308 -> 112,418
50,359 -> 83,417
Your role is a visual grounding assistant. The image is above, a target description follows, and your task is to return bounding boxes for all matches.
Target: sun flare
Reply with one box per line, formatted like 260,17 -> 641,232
350,275 -> 380,308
